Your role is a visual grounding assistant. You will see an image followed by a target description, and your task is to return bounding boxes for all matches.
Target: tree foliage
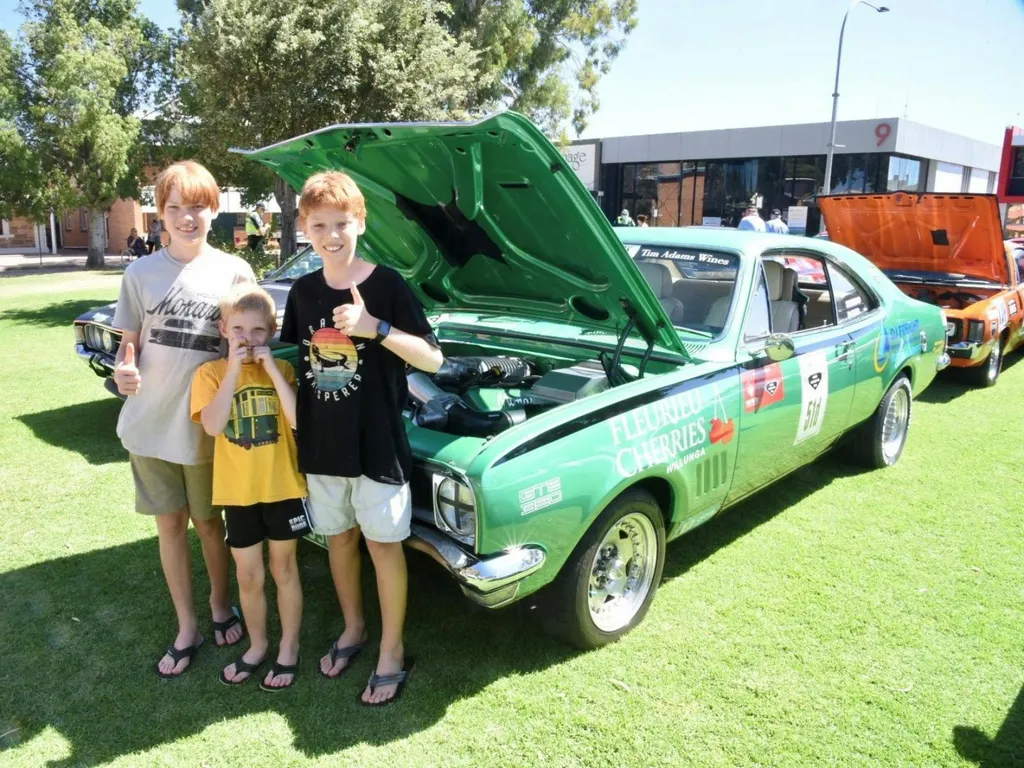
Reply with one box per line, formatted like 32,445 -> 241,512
176,0 -> 636,258
176,0 -> 479,257
11,0 -> 170,267
445,0 -> 638,138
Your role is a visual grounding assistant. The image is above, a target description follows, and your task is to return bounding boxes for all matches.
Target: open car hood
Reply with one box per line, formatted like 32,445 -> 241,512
233,112 -> 686,357
819,193 -> 1009,285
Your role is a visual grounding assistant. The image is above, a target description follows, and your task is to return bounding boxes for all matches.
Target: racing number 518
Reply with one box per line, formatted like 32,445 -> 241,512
803,398 -> 823,431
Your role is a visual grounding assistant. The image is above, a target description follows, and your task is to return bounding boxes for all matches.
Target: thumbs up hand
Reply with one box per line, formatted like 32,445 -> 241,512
114,341 -> 142,396
332,282 -> 378,338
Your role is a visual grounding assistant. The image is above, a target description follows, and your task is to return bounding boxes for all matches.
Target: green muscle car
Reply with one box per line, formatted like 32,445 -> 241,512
75,113 -> 950,649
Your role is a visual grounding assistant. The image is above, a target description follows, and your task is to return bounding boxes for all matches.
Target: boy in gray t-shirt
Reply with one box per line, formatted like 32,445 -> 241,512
112,160 -> 256,678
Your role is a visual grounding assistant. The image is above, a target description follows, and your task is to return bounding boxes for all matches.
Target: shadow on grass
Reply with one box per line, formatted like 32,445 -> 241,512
16,399 -> 126,465
660,452 -> 869,582
918,350 -> 1024,404
953,685 -> 1024,767
0,299 -> 113,329
0,535 -> 575,765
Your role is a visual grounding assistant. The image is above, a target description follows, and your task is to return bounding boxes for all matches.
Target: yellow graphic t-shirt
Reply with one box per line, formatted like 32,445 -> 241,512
190,358 -> 306,507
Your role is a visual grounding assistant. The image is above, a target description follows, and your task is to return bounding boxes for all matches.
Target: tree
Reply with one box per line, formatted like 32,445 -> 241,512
176,0 -> 479,260
0,30 -> 58,225
16,0 -> 171,268
445,0 -> 638,138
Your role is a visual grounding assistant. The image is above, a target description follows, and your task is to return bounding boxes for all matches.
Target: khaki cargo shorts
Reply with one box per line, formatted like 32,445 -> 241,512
129,454 -> 218,520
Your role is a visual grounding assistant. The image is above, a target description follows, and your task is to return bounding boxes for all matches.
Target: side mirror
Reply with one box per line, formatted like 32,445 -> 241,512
764,333 -> 795,362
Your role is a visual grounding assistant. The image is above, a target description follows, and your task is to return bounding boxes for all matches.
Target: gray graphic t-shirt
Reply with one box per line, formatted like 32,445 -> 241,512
113,248 -> 256,464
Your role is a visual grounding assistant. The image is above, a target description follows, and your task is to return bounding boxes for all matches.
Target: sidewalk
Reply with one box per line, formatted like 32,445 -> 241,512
0,250 -> 125,274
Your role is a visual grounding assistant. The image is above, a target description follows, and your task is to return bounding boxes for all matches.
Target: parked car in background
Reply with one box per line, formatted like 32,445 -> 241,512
820,193 -> 1024,387
72,248 -> 321,397
75,113 -> 949,648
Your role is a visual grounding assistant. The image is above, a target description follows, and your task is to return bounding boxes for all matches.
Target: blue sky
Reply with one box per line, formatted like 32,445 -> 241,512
2,0 -> 1020,145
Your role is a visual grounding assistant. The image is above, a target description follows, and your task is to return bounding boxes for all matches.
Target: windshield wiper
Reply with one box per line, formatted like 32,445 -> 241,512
677,326 -> 714,339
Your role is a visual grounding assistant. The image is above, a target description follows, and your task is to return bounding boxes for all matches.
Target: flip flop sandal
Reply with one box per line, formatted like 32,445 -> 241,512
212,607 -> 245,648
259,657 -> 300,693
319,640 -> 365,680
155,635 -> 205,679
358,656 -> 416,708
219,654 -> 266,686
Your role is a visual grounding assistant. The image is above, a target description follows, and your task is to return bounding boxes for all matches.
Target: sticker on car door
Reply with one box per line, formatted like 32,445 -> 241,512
795,350 -> 829,444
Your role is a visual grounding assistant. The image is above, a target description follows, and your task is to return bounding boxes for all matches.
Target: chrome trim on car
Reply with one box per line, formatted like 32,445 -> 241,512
76,343 -> 116,376
936,353 -> 951,371
406,521 -> 545,606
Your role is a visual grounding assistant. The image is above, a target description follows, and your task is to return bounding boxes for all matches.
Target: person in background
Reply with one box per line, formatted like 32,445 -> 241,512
766,209 -> 790,235
127,228 -> 147,259
246,203 -> 270,251
636,214 -> 649,228
737,205 -> 766,232
146,218 -> 163,254
615,209 -> 635,227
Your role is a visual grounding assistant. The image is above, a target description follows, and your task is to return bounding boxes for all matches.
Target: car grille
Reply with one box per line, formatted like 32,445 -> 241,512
946,319 -> 962,343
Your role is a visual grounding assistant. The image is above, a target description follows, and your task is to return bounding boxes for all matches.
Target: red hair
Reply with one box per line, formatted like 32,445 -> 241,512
298,171 -> 366,221
154,161 -> 220,215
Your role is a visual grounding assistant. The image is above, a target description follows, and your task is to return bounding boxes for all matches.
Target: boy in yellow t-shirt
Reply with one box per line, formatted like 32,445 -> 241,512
190,285 -> 309,692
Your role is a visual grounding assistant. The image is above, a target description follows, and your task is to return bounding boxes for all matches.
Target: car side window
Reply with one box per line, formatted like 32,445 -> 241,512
827,262 -> 877,323
743,264 -> 772,341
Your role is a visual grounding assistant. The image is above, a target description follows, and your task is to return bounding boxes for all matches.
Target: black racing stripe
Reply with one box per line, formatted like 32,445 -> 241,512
490,365 -> 738,468
491,322 -> 886,468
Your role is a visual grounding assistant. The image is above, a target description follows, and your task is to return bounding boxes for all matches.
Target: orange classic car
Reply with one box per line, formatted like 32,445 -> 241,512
819,192 -> 1024,387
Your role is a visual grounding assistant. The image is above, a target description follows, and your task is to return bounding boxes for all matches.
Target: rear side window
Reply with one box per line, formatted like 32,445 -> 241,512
743,265 -> 772,340
827,262 -> 877,322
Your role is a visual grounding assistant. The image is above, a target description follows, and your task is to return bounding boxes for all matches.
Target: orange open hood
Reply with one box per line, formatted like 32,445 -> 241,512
819,193 -> 1009,285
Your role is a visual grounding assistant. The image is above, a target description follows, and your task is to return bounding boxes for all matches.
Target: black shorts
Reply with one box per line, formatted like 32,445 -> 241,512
224,498 -> 311,549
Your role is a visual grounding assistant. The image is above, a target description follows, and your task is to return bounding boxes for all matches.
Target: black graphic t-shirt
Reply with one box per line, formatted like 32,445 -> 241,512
280,265 -> 435,484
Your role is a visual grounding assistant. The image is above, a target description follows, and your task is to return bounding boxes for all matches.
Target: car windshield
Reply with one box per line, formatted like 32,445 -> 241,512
625,243 -> 740,338
263,246 -> 322,282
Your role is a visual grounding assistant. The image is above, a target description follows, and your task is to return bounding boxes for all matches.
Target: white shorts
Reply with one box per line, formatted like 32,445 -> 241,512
305,474 -> 411,543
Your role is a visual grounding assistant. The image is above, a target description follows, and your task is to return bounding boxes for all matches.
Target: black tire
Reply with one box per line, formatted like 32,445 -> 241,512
966,339 -> 1003,388
540,489 -> 666,649
844,375 -> 912,469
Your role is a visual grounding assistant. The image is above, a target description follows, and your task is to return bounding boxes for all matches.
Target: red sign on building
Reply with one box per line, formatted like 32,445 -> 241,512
997,126 -> 1024,204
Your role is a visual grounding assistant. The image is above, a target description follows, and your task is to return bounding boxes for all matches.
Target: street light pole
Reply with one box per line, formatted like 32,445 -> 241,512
823,1 -> 889,197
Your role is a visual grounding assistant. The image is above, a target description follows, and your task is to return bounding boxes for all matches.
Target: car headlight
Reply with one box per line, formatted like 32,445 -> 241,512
966,320 -> 985,343
101,329 -> 115,352
433,474 -> 476,546
84,325 -> 99,350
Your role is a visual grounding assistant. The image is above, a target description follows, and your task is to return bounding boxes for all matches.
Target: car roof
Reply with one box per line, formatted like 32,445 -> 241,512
615,226 -> 829,256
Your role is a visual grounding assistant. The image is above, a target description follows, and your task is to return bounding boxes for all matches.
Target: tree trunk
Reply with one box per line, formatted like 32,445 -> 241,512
86,208 -> 107,269
274,176 -> 297,266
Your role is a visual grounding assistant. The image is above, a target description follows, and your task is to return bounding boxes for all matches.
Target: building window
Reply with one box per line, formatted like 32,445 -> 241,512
886,156 -> 922,192
63,211 -> 72,230
1012,147 -> 1024,178
829,154 -> 869,194
80,208 -> 88,231
1,219 -> 9,236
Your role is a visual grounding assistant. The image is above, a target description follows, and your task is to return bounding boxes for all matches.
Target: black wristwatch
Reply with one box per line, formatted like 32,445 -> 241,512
373,319 -> 392,344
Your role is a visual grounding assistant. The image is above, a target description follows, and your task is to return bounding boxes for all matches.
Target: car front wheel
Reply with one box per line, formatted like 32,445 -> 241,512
844,374 -> 912,469
541,489 -> 666,649
966,339 -> 1002,388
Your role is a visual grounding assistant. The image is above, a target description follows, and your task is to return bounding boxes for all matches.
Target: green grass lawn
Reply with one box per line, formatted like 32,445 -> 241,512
1,269 -> 1022,767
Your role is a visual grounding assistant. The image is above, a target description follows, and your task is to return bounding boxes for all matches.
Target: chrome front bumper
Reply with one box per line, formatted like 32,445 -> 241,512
76,343 -> 115,377
936,352 -> 951,371
406,521 -> 546,609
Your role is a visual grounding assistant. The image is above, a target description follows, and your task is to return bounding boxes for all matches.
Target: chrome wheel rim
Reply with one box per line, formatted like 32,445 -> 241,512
881,387 -> 910,462
588,513 -> 658,633
988,345 -> 1001,380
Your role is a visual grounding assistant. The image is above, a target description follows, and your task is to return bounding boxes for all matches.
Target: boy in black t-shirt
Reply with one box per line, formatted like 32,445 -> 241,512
280,171 -> 443,706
